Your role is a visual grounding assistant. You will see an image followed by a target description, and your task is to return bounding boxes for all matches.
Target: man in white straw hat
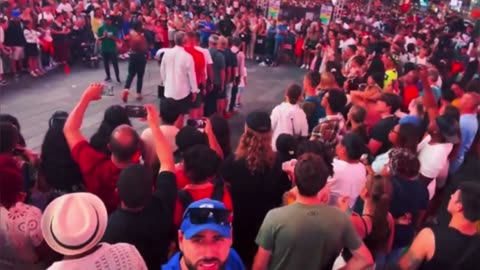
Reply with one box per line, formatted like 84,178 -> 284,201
41,192 -> 147,269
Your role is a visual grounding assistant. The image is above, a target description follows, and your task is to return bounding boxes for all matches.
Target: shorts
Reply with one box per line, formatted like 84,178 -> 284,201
171,94 -> 192,115
10,46 -> 25,61
214,84 -> 226,99
25,43 -> 39,57
191,85 -> 204,109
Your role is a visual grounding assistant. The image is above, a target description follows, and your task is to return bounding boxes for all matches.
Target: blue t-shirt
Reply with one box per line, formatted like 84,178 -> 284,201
304,95 -> 326,132
267,26 -> 276,39
450,113 -> 479,173
200,22 -> 215,43
275,24 -> 287,40
162,249 -> 245,270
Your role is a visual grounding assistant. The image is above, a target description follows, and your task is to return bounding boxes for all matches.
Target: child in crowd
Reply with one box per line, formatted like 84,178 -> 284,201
23,20 -> 43,77
235,66 -> 247,108
38,19 -> 55,70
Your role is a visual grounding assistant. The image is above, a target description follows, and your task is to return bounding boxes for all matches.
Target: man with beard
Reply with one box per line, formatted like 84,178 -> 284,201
162,199 -> 245,270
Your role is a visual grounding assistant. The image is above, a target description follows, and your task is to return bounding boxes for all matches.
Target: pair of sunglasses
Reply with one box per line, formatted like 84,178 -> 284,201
185,208 -> 231,225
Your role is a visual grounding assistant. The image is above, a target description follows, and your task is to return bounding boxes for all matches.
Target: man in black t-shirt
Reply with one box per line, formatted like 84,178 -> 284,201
218,15 -> 236,37
368,93 -> 401,156
394,182 -> 480,270
4,9 -> 26,77
218,36 -> 237,118
102,105 -> 177,270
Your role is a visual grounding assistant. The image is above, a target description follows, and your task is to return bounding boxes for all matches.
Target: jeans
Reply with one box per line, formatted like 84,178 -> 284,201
274,39 -> 283,59
125,53 -> 147,94
225,83 -> 233,111
102,51 -> 120,80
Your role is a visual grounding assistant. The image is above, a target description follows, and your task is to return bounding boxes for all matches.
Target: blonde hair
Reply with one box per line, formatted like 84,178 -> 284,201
235,128 -> 275,174
317,72 -> 337,90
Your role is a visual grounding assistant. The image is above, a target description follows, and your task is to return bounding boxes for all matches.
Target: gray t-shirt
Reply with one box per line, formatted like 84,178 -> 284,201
255,202 -> 362,270
208,47 -> 225,85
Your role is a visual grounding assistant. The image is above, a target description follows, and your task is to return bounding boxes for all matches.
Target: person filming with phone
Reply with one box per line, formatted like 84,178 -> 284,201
63,83 -> 141,213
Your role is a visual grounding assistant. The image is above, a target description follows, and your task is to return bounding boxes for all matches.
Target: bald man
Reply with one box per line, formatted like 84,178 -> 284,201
64,83 -> 140,212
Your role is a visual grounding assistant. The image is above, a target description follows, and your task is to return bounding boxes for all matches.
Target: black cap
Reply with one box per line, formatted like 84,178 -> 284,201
435,115 -> 460,144
246,111 -> 271,133
117,164 -> 152,208
175,126 -> 208,153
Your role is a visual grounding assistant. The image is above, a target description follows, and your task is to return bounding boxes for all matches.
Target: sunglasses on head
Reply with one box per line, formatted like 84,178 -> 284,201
185,208 -> 231,225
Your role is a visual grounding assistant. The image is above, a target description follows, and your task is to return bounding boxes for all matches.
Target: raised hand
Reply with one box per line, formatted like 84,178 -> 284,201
145,104 -> 160,128
82,83 -> 104,102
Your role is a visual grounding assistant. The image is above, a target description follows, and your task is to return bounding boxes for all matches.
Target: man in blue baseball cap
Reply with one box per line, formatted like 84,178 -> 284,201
162,199 -> 245,270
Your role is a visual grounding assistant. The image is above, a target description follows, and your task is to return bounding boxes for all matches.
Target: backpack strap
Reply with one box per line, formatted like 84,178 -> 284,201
178,189 -> 195,211
211,176 -> 225,202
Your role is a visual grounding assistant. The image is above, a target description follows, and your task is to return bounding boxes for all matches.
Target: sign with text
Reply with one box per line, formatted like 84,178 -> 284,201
268,0 -> 281,19
320,5 -> 333,25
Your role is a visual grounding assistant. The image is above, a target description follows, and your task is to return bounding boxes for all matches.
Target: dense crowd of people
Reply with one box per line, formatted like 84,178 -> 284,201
1,0 -> 480,270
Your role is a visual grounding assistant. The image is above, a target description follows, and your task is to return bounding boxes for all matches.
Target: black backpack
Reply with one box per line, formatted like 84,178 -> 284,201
177,177 -> 225,210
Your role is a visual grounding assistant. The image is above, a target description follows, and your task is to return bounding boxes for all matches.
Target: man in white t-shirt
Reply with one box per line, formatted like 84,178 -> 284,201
328,133 -> 368,208
42,193 -> 147,270
270,84 -> 308,151
57,0 -> 74,14
418,115 -> 459,199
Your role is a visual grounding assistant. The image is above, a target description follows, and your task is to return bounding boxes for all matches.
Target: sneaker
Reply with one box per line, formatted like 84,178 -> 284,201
136,93 -> 143,101
300,64 -> 305,69
30,70 -> 38,77
235,103 -> 242,108
116,78 -> 121,84
259,62 -> 266,66
35,69 -> 44,76
122,90 -> 129,103
104,77 -> 112,82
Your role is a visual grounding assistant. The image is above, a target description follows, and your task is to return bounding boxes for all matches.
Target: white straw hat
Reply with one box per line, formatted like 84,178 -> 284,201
41,192 -> 108,256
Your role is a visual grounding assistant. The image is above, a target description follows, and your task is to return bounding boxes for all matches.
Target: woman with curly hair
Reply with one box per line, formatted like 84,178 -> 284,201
222,111 -> 290,268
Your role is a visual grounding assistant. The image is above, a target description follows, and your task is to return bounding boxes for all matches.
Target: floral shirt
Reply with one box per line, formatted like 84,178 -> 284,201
0,202 -> 43,269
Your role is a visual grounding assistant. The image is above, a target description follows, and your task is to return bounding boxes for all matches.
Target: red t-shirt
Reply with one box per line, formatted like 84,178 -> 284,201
184,46 -> 205,86
402,84 -> 419,109
174,164 -> 190,189
173,183 -> 233,227
71,140 -> 121,213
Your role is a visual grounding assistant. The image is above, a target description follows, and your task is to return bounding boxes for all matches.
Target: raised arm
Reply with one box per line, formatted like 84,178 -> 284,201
63,83 -> 103,150
145,104 -> 175,173
419,66 -> 438,124
204,118 -> 224,159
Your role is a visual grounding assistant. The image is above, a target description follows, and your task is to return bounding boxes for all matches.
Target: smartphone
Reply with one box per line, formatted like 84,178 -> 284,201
102,85 -> 114,96
125,105 -> 147,118
186,119 -> 206,131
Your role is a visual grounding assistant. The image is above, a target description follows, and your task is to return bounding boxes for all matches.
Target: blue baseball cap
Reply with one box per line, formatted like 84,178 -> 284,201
180,199 -> 231,240
399,115 -> 421,126
11,9 -> 21,18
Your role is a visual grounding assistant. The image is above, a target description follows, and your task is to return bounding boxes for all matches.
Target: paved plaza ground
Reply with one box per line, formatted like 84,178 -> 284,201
0,61 -> 304,152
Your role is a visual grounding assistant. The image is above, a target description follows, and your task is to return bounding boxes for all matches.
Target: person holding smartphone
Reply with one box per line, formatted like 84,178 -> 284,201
98,15 -> 121,83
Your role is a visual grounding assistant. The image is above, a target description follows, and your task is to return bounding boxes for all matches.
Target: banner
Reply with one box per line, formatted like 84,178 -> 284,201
319,5 -> 333,25
268,0 -> 281,19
